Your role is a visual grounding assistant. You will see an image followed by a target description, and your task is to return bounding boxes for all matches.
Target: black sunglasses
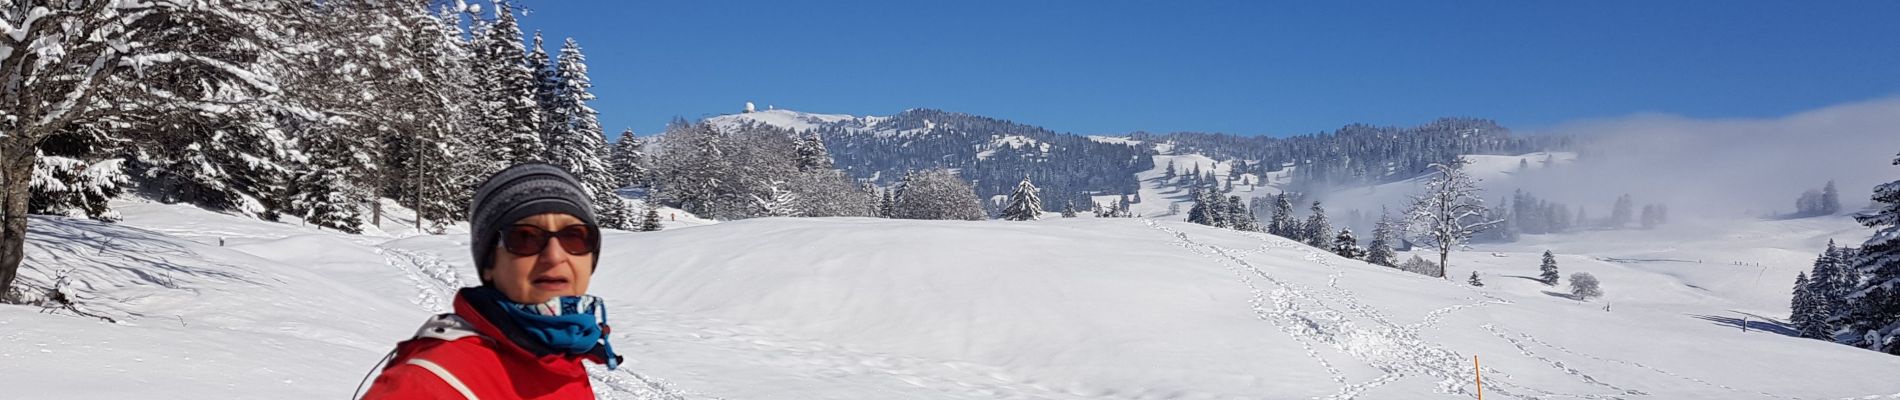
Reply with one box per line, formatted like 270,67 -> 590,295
499,224 -> 599,256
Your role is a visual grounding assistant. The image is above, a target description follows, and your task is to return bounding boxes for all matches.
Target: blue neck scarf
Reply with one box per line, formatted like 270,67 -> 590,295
494,294 -> 622,370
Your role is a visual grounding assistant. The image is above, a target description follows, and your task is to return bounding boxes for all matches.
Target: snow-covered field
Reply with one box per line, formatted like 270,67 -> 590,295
4,194 -> 1899,399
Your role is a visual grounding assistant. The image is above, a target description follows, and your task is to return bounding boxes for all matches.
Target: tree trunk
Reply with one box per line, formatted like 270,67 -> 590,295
0,142 -> 35,298
1439,247 -> 1450,279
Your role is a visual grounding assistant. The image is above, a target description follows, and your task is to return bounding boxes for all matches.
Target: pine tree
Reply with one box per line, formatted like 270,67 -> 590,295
1610,194 -> 1634,229
1061,201 -> 1077,218
528,31 -> 560,147
1540,250 -> 1561,285
1305,201 -> 1332,248
1822,180 -> 1842,215
1332,229 -> 1364,260
474,2 -> 546,167
1366,212 -> 1399,268
1163,160 -> 1176,181
639,203 -> 664,232
1270,193 -> 1295,238
794,131 -> 834,172
289,125 -> 369,234
542,38 -> 630,229
1843,151 -> 1900,353
28,127 -> 129,222
1793,272 -> 1815,336
608,129 -> 649,189
1186,188 -> 1212,225
878,189 -> 896,218
1468,270 -> 1484,287
1229,196 -> 1259,231
1809,240 -> 1852,336
1002,176 -> 1044,221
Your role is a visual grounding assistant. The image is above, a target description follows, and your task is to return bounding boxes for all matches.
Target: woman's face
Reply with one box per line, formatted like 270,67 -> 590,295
485,213 -> 596,304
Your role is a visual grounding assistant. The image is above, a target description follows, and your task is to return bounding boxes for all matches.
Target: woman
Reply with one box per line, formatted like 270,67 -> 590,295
363,163 -> 623,399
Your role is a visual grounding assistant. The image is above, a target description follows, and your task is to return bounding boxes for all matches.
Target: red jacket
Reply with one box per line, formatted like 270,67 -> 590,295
362,289 -> 608,399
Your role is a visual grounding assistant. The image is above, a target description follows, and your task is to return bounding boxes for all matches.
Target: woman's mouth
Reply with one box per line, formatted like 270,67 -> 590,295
532,276 -> 571,291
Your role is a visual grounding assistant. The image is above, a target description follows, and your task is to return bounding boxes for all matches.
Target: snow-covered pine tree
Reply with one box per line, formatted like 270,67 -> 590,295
1468,270 -> 1484,287
639,203 -> 664,232
1332,228 -> 1364,260
1061,200 -> 1078,218
890,169 -> 986,221
28,127 -> 129,222
794,131 -> 834,172
388,7 -> 482,231
1001,176 -> 1044,221
1540,250 -> 1561,285
474,2 -> 546,167
608,129 -> 649,189
1843,151 -> 1900,353
1366,212 -> 1399,268
543,37 -> 632,229
1228,196 -> 1259,231
528,32 -> 561,148
1305,201 -> 1332,248
289,126 -> 369,234
1405,162 -> 1495,278
1186,188 -> 1212,225
1270,193 -> 1295,238
750,181 -> 801,217
1163,160 -> 1176,181
1807,240 -> 1851,336
1794,272 -> 1818,338
878,189 -> 896,218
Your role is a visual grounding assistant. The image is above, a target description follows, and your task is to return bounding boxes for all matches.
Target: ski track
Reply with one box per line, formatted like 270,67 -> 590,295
1144,220 -> 1629,400
372,223 -> 1900,400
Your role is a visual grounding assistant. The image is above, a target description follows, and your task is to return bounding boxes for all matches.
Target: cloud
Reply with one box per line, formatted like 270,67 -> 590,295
1513,96 -> 1900,220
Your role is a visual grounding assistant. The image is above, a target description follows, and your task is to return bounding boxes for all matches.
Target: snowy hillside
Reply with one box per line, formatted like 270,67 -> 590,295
5,200 -> 1900,399
1124,142 -> 1580,227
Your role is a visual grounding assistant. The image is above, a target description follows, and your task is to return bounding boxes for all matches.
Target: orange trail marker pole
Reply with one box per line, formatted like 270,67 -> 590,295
1474,355 -> 1483,400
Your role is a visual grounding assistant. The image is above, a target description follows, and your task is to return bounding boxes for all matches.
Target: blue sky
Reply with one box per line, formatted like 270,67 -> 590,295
514,1 -> 1900,137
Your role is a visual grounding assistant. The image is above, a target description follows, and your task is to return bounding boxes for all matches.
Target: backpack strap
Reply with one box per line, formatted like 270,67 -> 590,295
413,313 -> 482,341
405,358 -> 481,400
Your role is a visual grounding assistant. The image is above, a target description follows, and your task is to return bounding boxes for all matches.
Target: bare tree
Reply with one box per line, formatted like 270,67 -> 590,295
1404,162 -> 1497,278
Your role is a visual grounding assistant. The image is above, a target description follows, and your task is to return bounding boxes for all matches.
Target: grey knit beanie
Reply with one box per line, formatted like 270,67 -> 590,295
469,163 -> 600,276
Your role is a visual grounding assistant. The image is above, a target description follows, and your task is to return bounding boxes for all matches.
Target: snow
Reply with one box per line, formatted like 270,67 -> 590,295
1110,141 -> 1289,217
6,197 -> 1900,398
1086,135 -> 1141,145
975,135 -> 1048,160
707,109 -> 865,133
